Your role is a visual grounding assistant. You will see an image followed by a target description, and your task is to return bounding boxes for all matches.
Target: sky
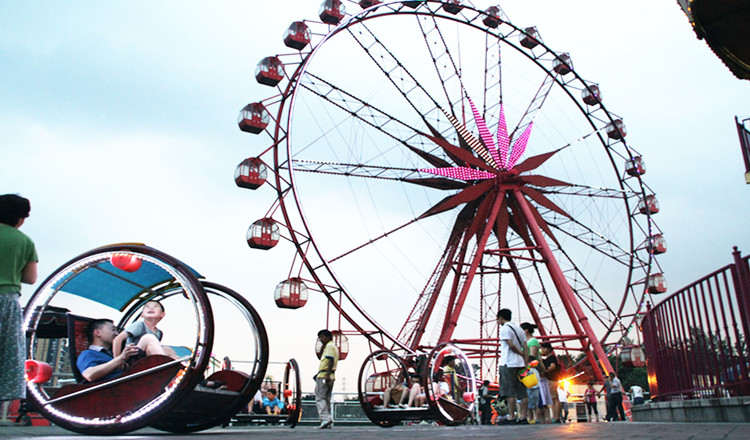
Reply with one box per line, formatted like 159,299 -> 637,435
2,0 -> 749,394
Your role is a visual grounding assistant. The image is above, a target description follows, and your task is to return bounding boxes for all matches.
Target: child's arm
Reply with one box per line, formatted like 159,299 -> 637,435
112,331 -> 129,357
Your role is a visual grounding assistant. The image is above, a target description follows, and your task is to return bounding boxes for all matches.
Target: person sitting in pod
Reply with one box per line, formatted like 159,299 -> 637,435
76,319 -> 139,382
112,300 -> 177,368
263,388 -> 285,415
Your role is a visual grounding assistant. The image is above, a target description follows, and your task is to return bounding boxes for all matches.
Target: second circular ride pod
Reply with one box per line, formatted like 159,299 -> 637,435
151,281 -> 269,433
23,244 -> 214,435
424,343 -> 476,426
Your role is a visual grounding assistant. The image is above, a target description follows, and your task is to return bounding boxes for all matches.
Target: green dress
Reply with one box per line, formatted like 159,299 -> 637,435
0,224 -> 38,401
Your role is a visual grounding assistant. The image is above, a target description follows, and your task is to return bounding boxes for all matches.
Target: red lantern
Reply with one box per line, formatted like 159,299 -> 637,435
110,253 -> 142,272
25,360 -> 52,383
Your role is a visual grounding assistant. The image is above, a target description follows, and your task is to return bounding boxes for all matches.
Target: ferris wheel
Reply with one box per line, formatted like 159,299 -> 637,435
235,0 -> 666,383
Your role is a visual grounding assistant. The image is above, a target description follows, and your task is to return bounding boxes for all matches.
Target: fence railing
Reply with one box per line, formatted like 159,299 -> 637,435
642,247 -> 750,401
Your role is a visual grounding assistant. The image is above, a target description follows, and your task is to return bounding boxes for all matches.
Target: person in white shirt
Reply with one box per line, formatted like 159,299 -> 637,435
557,385 -> 570,422
629,384 -> 644,405
608,372 -> 626,421
496,308 -> 529,424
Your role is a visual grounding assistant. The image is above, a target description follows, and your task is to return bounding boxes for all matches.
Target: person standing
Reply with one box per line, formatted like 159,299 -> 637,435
0,194 -> 38,402
599,375 -> 613,421
478,380 -> 493,425
540,342 -> 562,422
608,372 -> 626,421
584,381 -> 600,421
314,329 -> 338,429
496,308 -> 529,424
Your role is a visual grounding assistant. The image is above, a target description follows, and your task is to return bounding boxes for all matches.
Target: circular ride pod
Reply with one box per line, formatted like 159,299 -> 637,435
152,281 -> 269,433
358,350 -> 429,427
424,344 -> 476,426
282,358 -> 302,428
23,244 -> 214,436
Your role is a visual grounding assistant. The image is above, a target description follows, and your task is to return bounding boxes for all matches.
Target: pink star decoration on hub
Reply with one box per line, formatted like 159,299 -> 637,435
420,98 -> 534,180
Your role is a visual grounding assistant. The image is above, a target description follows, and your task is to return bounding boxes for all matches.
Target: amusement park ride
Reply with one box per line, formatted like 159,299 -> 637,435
23,1 -> 666,434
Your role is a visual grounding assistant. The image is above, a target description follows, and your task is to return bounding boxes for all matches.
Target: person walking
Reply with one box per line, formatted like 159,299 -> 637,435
0,194 -> 38,402
314,329 -> 339,429
496,308 -> 529,424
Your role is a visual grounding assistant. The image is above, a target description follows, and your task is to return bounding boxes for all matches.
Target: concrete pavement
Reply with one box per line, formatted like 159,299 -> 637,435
1,422 -> 749,439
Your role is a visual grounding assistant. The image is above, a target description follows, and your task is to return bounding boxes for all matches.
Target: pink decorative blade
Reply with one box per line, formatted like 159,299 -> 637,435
468,98 -> 502,168
507,121 -> 534,169
440,109 -> 498,169
496,104 -> 509,169
419,167 -> 495,181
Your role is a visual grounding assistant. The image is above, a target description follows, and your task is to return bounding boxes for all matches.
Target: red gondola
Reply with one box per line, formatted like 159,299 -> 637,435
621,345 -> 647,367
638,194 -> 659,215
283,21 -> 311,50
582,84 -> 602,106
520,27 -> 540,49
234,158 -> 267,190
247,218 -> 280,249
238,102 -> 270,134
319,0 -> 345,25
315,330 -> 350,360
274,277 -> 308,309
647,234 -> 667,255
482,6 -> 503,28
647,273 -> 668,294
553,53 -> 573,75
606,119 -> 627,140
626,156 -> 646,176
442,0 -> 463,15
255,57 -> 284,87
359,0 -> 382,8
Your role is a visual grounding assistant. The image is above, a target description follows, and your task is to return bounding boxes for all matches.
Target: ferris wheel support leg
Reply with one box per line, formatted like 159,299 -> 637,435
512,190 -> 614,381
439,193 -> 506,343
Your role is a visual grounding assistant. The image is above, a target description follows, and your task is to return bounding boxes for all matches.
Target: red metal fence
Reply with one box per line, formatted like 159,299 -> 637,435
642,247 -> 750,401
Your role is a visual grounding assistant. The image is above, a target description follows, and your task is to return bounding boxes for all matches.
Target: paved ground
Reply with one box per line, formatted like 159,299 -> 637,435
1,422 -> 749,440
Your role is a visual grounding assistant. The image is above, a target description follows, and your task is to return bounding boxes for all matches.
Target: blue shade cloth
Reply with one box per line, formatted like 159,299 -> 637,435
51,259 -> 201,311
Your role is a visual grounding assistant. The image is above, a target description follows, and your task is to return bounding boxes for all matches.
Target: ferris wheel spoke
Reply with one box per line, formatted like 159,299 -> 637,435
537,183 -> 638,200
553,245 -> 624,335
509,74 -> 556,145
345,21 -> 444,129
544,213 -> 636,267
297,74 -> 453,168
415,13 -> 465,116
289,159 -> 468,190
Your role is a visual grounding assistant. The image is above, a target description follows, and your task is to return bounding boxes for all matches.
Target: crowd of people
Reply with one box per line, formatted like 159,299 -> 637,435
477,307 -> 646,425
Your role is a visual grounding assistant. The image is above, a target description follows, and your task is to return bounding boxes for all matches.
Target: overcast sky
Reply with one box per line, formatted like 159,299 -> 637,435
2,0 -> 749,392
